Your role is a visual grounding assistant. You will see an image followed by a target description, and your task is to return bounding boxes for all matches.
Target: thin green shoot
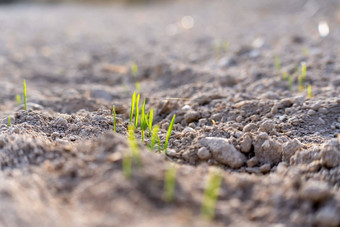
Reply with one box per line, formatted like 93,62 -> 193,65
130,92 -> 136,123
275,55 -> 281,75
135,82 -> 141,93
288,75 -> 293,92
122,152 -> 132,179
307,85 -> 312,98
23,80 -> 27,111
131,62 -> 138,77
201,168 -> 223,221
128,124 -> 142,167
113,105 -> 116,133
163,115 -> 176,154
148,108 -> 153,137
8,115 -> 11,127
164,164 -> 177,203
134,94 -> 140,128
16,94 -> 21,106
301,62 -> 307,85
140,99 -> 147,142
150,125 -> 160,151
282,71 -> 288,81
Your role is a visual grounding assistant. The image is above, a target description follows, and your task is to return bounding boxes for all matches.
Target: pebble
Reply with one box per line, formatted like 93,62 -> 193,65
307,109 -> 316,116
184,111 -> 200,124
259,120 -> 275,133
240,134 -> 252,153
200,137 -> 246,168
181,105 -> 191,111
300,180 -> 330,202
247,157 -> 258,167
182,127 -> 195,134
259,163 -> 271,173
167,149 -> 178,158
197,147 -> 211,160
243,123 -> 257,132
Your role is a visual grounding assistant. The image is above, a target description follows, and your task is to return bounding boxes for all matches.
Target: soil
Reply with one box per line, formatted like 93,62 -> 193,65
0,0 -> 340,226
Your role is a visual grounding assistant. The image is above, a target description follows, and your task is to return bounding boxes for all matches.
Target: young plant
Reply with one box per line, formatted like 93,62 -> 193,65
275,55 -> 281,75
201,168 -> 223,221
164,164 -> 177,203
148,108 -> 153,137
150,125 -> 160,151
299,62 -> 307,91
134,94 -> 140,128
282,71 -> 288,81
131,62 -> 138,77
8,115 -> 11,127
23,80 -> 27,111
163,115 -> 176,154
140,99 -> 147,142
16,94 -> 21,106
130,92 -> 136,123
135,82 -> 141,93
113,105 -> 116,133
307,85 -> 312,98
122,152 -> 132,179
128,124 -> 142,167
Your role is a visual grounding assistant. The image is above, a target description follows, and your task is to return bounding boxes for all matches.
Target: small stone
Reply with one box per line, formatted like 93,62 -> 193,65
55,117 -> 68,129
300,180 -> 330,202
240,134 -> 252,153
182,105 -> 191,111
200,137 -> 246,168
259,163 -> 271,173
183,127 -> 195,134
243,123 -> 257,132
307,109 -> 316,116
184,111 -> 200,124
253,134 -> 282,165
247,157 -> 258,167
282,139 -> 301,163
197,147 -> 211,160
51,132 -> 60,140
320,139 -> 340,168
167,149 -> 178,158
311,102 -> 321,111
236,115 -> 243,123
162,122 -> 170,130
259,120 -> 275,133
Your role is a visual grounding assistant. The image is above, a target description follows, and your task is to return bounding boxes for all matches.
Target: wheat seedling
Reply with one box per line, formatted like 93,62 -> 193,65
201,168 -> 223,221
113,105 -> 116,133
16,94 -> 21,106
122,152 -> 132,179
140,99 -> 147,142
128,124 -> 142,167
130,92 -> 136,123
131,62 -> 138,77
150,125 -> 160,151
163,115 -> 176,154
164,164 -> 177,203
134,94 -> 140,128
148,108 -> 153,137
23,80 -> 27,111
8,115 -> 11,127
307,85 -> 312,98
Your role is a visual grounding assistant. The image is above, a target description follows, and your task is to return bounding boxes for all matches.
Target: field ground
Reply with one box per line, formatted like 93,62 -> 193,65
0,0 -> 340,226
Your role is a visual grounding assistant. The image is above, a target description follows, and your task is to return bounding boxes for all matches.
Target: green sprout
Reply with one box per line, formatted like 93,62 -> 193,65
134,94 -> 140,128
275,55 -> 281,75
140,99 -> 147,142
148,108 -> 153,137
288,75 -> 293,92
164,164 -> 177,203
131,62 -> 138,77
282,71 -> 288,81
16,94 -> 21,106
135,82 -> 141,93
307,85 -> 312,98
23,80 -> 27,111
122,152 -> 132,179
130,92 -> 136,123
128,124 -> 142,167
113,105 -> 116,133
8,115 -> 11,127
163,115 -> 176,154
299,62 -> 307,91
201,168 -> 223,221
150,125 -> 160,151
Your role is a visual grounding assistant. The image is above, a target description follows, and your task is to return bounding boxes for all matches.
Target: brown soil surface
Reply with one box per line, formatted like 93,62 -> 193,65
0,0 -> 340,226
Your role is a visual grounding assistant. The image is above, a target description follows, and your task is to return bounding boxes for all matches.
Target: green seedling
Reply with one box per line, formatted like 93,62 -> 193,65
307,85 -> 312,98
131,62 -> 138,77
288,75 -> 293,92
130,92 -> 136,123
135,82 -> 141,93
150,125 -> 160,151
140,99 -> 147,142
23,80 -> 27,111
16,94 -> 21,106
134,94 -> 140,128
148,108 -> 153,137
275,55 -> 281,75
113,105 -> 116,133
164,164 -> 177,203
201,169 -> 223,221
8,115 -> 11,127
299,62 -> 307,91
163,115 -> 176,154
128,124 -> 142,167
282,71 -> 288,81
122,152 -> 132,179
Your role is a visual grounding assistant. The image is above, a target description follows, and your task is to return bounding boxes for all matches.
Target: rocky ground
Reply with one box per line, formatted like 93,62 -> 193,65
0,0 -> 340,226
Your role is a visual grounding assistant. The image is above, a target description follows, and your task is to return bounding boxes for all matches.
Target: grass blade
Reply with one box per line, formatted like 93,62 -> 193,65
134,94 -> 140,128
150,125 -> 159,151
128,124 -> 141,167
8,115 -> 11,127
16,94 -> 21,106
23,80 -> 27,111
307,85 -> 312,98
164,164 -> 177,203
123,152 -> 132,179
113,105 -> 116,133
148,108 -> 153,137
163,114 -> 176,153
130,92 -> 136,123
131,62 -> 138,77
201,168 -> 223,221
